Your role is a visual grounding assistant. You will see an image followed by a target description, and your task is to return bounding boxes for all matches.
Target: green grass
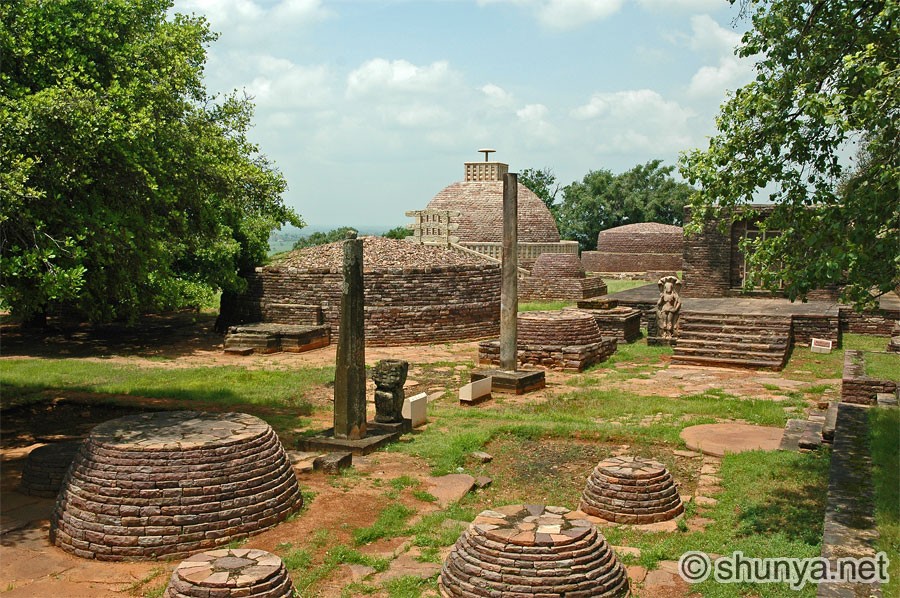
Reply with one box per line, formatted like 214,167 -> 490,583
353,504 -> 416,545
784,333 -> 886,382
518,300 -> 574,312
383,575 -> 438,597
870,408 -> 899,598
605,279 -> 652,294
603,449 -> 830,597
0,358 -> 333,410
865,352 -> 899,381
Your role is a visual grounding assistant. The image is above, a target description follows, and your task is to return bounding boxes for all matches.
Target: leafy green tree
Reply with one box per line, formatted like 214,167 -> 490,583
382,225 -> 413,240
679,0 -> 899,306
292,227 -> 357,250
519,167 -> 560,213
0,0 -> 301,324
555,160 -> 693,250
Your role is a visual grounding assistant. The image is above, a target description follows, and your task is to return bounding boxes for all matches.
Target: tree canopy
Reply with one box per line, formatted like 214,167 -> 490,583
0,0 -> 301,323
679,0 -> 899,306
554,160 -> 693,251
292,227 -> 357,250
519,167 -> 560,213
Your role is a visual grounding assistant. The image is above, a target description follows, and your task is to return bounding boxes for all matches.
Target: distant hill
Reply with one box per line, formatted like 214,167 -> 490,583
267,224 -> 394,256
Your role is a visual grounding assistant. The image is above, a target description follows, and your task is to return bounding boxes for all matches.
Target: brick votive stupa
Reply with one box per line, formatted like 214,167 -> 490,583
51,411 -> 303,560
478,310 -> 617,372
164,548 -> 295,598
580,456 -> 684,524
439,504 -> 629,597
20,440 -> 82,498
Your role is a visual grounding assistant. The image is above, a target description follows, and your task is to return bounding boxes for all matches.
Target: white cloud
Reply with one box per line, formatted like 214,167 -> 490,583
683,15 -> 754,97
244,59 -> 332,109
477,0 -> 623,30
687,56 -> 753,97
481,84 -> 515,108
516,103 -> 559,145
637,0 -> 727,11
688,14 -> 742,55
174,0 -> 330,39
346,59 -> 457,98
572,89 -> 695,153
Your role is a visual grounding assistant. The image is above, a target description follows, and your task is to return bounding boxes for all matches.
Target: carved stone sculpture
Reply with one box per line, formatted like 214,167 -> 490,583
373,359 -> 409,423
656,275 -> 682,339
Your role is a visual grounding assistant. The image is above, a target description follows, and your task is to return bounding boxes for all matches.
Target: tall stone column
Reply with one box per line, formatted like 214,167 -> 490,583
334,231 -> 367,440
500,173 -> 518,372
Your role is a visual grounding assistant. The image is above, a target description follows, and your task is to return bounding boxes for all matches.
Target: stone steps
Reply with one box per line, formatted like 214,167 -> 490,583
672,311 -> 792,370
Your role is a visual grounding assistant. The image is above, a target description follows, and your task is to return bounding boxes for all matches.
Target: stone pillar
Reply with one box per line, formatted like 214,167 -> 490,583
500,173 -> 518,372
334,231 -> 367,440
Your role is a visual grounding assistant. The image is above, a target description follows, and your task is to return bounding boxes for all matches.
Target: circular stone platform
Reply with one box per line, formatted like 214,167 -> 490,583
164,548 -> 294,598
51,411 -> 303,561
580,456 -> 684,524
439,504 -> 629,597
20,441 -> 82,498
518,310 -> 604,346
680,423 -> 784,457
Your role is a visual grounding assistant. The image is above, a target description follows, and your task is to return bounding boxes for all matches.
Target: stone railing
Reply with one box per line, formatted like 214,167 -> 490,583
459,240 -> 579,265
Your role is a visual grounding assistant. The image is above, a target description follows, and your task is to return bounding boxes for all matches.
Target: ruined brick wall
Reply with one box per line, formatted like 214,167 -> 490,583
519,277 -> 606,302
587,223 -> 683,273
841,350 -> 897,404
839,306 -> 900,336
478,338 -> 617,372
792,315 -> 841,345
682,209 -> 732,297
225,264 -> 501,346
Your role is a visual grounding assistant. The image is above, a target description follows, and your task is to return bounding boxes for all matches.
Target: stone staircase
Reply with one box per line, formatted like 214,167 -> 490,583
672,312 -> 793,370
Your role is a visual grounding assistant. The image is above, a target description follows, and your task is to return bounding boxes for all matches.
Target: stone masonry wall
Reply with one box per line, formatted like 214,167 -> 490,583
519,277 -> 607,302
681,208 -> 732,297
841,350 -> 897,405
792,315 -> 841,345
839,306 -> 900,336
584,252 -> 683,273
225,265 -> 501,346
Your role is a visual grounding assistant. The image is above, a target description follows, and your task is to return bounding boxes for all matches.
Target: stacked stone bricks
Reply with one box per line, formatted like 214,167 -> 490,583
165,549 -> 294,598
841,350 -> 898,405
439,504 -> 629,597
582,223 -> 683,273
427,181 -> 560,244
520,253 -> 607,301
51,411 -> 303,560
221,237 -> 501,346
20,441 -> 82,498
580,456 -> 684,524
479,310 -> 617,371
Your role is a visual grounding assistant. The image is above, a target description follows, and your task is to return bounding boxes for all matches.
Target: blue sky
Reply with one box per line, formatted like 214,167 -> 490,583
172,0 -> 755,228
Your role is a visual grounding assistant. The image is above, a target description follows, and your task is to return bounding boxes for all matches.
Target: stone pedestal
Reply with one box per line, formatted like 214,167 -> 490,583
165,549 -> 294,598
470,369 -> 545,395
439,504 -> 629,597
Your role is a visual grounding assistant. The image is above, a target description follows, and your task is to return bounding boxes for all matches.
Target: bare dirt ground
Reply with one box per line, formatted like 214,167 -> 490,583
0,314 -> 832,597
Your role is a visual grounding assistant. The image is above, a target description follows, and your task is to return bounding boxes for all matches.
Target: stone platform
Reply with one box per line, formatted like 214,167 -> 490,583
580,456 -> 684,524
298,423 -> 403,456
680,423 -> 784,457
566,306 -> 642,343
439,504 -> 629,597
50,411 -> 303,561
20,441 -> 82,498
165,548 -> 294,598
478,310 -> 618,372
224,323 -> 330,355
469,369 -> 546,395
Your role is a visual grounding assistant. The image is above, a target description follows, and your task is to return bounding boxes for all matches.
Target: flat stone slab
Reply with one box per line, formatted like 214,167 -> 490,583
299,426 -> 401,456
470,369 -> 545,395
165,549 -> 294,597
680,423 -> 784,457
425,474 -> 475,508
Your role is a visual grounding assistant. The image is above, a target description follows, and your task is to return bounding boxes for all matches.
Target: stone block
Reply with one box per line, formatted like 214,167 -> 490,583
810,337 -> 833,354
313,452 -> 353,474
402,392 -> 428,427
459,378 -> 492,404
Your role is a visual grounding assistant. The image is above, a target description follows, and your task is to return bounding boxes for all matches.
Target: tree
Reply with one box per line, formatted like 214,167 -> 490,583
519,167 -> 561,212
679,0 -> 899,306
292,227 -> 357,250
382,225 -> 413,240
555,161 -> 693,250
0,0 -> 301,324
